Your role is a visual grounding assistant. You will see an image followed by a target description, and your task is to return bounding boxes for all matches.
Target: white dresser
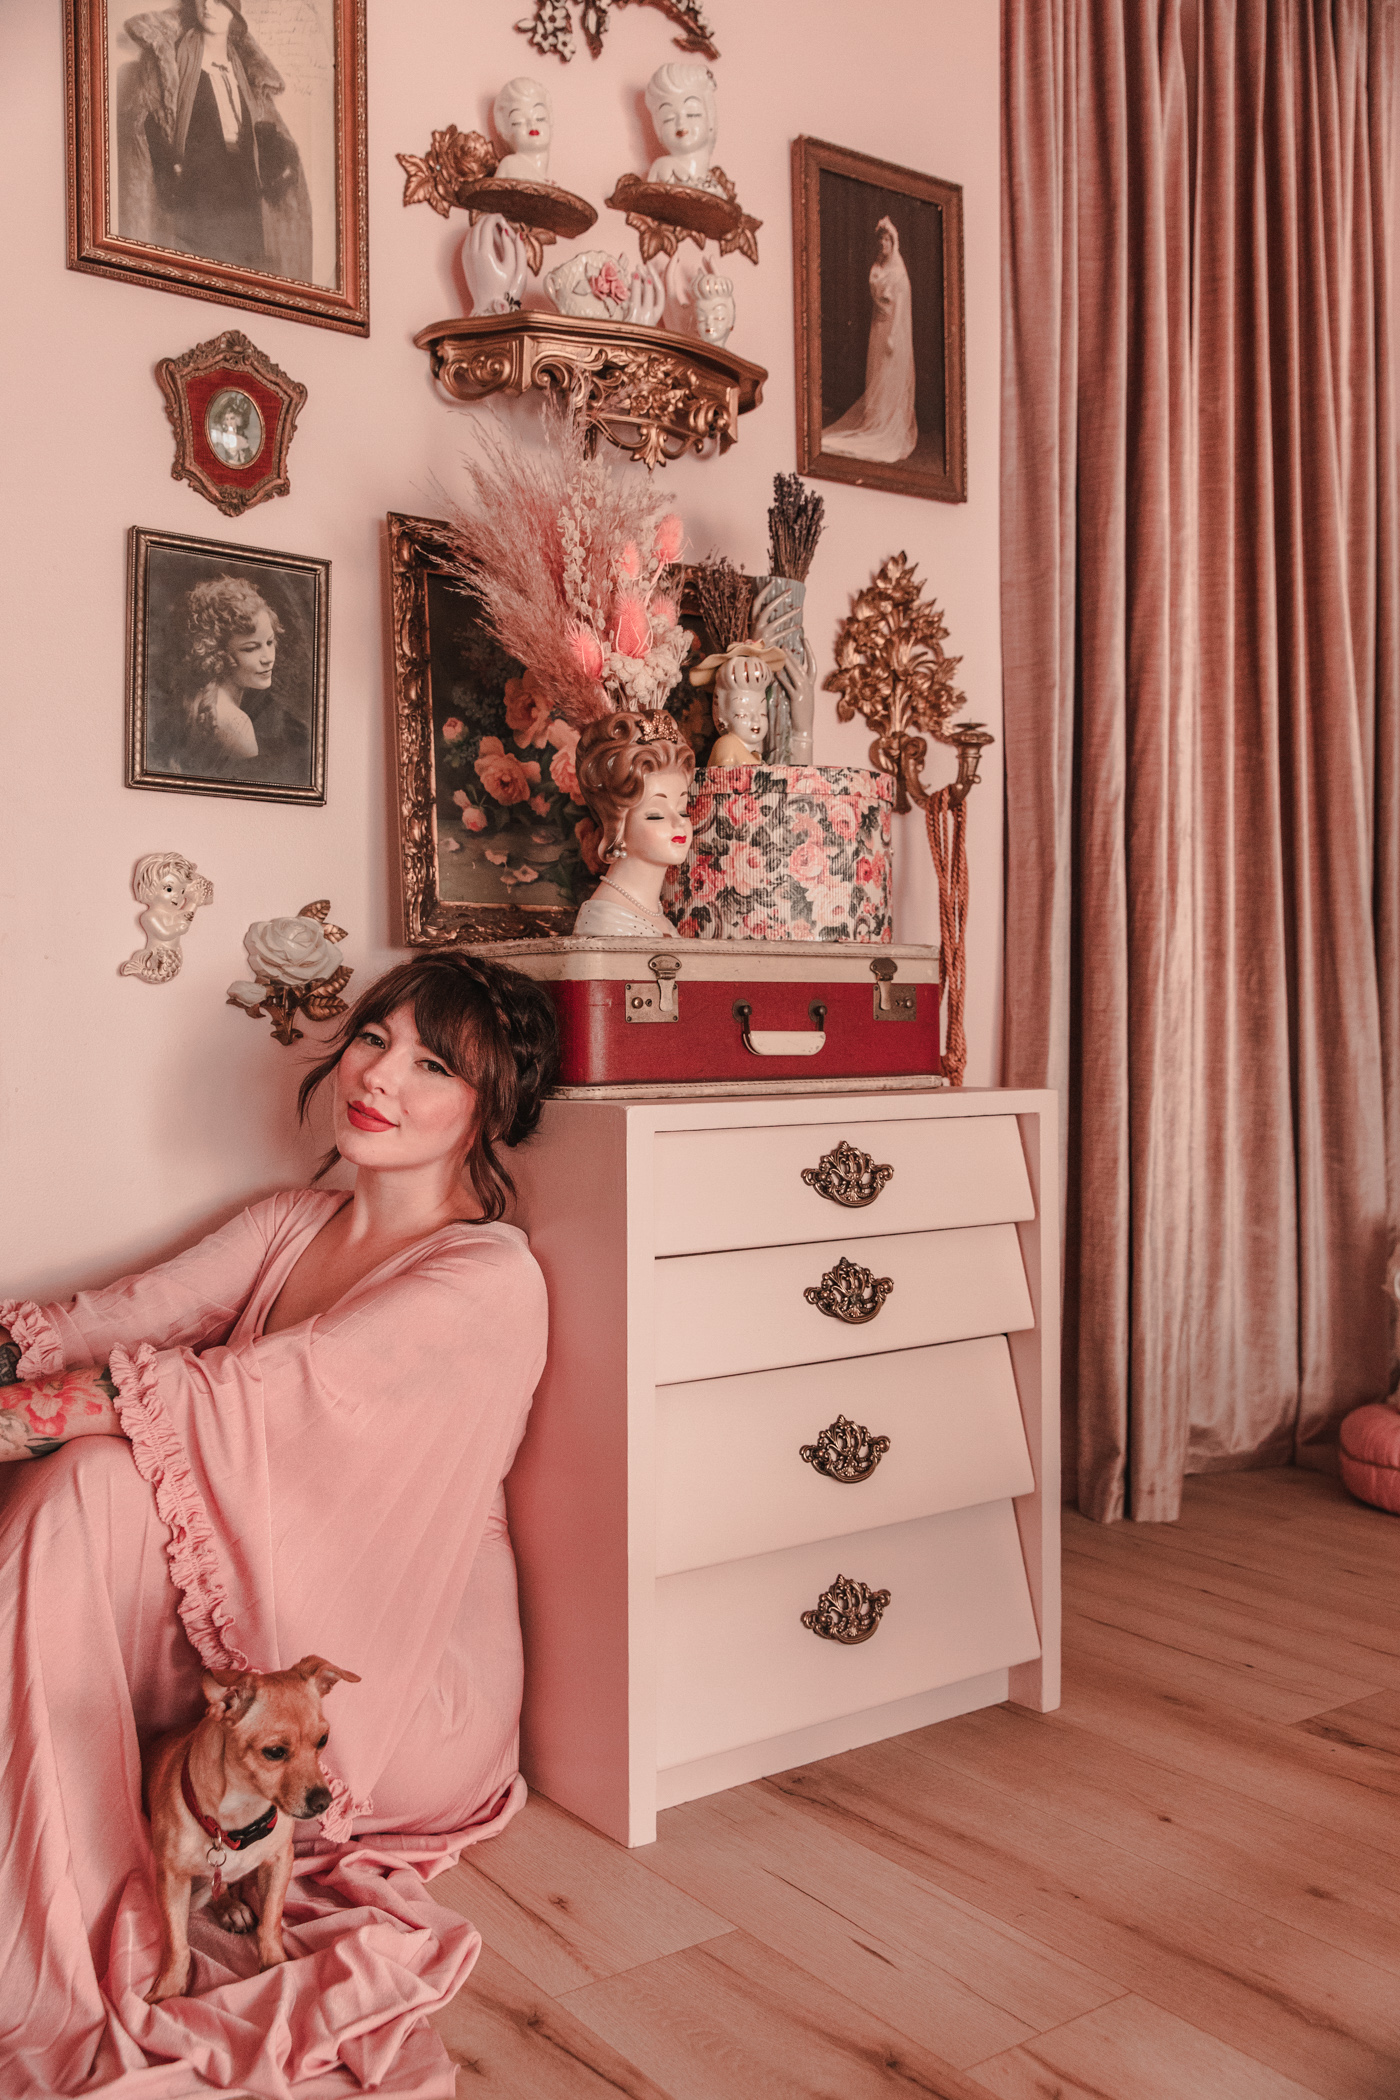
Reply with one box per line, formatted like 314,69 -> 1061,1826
505,1086 -> 1060,1848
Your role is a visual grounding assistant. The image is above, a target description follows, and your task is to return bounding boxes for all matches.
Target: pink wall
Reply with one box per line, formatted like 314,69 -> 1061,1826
0,1 -> 1001,1300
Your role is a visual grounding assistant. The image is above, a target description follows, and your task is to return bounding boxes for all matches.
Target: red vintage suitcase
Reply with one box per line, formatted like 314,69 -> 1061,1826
471,939 -> 942,1088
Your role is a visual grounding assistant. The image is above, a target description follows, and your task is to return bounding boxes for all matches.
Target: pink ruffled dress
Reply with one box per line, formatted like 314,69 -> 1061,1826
0,1189 -> 548,2098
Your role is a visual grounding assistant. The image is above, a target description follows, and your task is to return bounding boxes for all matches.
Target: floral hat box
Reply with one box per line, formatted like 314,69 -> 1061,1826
469,937 -> 942,1090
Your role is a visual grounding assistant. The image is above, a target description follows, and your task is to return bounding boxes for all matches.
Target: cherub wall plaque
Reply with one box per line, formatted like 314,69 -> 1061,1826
156,331 -> 307,518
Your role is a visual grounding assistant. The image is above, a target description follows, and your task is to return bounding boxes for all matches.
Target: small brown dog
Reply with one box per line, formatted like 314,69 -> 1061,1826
142,1654 -> 360,2004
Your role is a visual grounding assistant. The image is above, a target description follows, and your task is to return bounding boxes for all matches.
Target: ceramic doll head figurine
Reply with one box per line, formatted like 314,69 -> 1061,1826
710,654 -> 771,764
492,77 -> 553,181
570,712 -> 696,939
644,62 -> 720,192
689,639 -> 785,766
692,270 -> 735,346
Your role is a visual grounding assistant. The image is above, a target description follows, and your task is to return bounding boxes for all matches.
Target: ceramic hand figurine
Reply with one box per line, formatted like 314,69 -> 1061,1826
119,852 -> 213,985
492,77 -> 552,180
691,268 -> 735,345
625,260 -> 666,327
751,578 -> 817,764
571,712 -> 696,938
689,640 -> 786,765
645,62 -> 722,193
461,213 -> 528,315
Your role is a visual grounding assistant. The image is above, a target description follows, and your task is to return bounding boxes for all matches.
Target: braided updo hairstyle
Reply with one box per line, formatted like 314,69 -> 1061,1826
298,952 -> 559,1221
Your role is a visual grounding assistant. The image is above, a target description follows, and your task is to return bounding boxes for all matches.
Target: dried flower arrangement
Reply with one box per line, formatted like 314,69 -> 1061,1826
767,473 -> 826,583
690,556 -> 754,652
442,408 -> 690,728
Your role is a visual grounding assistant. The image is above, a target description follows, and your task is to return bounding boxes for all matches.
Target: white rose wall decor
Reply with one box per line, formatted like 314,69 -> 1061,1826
227,899 -> 353,1045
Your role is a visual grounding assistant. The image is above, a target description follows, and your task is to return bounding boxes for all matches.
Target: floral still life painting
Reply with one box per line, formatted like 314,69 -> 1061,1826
429,597 -> 597,918
391,513 -> 604,944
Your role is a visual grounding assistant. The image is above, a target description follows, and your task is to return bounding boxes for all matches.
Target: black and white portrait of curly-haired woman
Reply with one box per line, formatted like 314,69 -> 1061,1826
111,0 -> 336,286
136,539 -> 324,798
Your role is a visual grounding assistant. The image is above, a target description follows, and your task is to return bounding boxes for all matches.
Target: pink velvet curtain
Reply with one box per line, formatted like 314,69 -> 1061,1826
1002,0 -> 1400,1522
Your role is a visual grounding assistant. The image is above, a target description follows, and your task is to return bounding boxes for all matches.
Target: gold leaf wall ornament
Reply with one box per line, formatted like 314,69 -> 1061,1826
823,553 -> 994,1087
397,127 -> 498,218
605,167 -> 760,265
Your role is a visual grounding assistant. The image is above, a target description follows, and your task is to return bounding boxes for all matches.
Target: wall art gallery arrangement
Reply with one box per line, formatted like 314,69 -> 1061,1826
78,10 -> 984,1064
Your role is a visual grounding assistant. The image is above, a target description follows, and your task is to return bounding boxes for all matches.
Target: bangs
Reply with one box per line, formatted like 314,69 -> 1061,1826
295,952 -> 558,1224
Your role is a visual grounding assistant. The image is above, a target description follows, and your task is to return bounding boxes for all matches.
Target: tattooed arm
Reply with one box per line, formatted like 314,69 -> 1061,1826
0,1351 -> 123,1461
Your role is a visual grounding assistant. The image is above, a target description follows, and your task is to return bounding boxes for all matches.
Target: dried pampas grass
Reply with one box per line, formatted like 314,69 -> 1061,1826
442,408 -> 690,728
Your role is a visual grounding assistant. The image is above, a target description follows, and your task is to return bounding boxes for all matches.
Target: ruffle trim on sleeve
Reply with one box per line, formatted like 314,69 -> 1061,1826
0,1299 -> 66,1381
320,1771 -> 376,1843
109,1340 -> 250,1674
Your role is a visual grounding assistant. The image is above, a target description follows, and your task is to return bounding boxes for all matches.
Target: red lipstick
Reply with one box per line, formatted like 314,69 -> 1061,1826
347,1101 -> 395,1132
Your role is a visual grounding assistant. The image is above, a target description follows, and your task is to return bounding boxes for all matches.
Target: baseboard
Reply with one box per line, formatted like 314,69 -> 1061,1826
653,1668 -> 1010,1813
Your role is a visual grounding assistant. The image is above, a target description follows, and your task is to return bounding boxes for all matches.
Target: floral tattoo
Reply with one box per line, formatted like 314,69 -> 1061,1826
0,1341 -> 20,1387
0,1363 -> 121,1461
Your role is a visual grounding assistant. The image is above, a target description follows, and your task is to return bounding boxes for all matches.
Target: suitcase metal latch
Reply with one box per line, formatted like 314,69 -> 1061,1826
624,952 -> 681,1023
870,957 -> 917,1021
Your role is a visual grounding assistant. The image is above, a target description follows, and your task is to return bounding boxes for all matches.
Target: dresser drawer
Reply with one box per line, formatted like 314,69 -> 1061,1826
656,1224 -> 1033,1385
653,1114 -> 1033,1256
656,1501 -> 1040,1769
655,1337 -> 1034,1575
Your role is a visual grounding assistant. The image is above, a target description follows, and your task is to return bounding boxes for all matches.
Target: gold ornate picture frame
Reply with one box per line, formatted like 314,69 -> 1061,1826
157,331 -> 306,518
389,515 -> 584,946
65,0 -> 368,335
792,137 -> 966,504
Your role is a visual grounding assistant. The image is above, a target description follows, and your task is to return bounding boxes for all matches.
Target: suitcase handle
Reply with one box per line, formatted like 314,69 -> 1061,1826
732,1000 -> 827,1057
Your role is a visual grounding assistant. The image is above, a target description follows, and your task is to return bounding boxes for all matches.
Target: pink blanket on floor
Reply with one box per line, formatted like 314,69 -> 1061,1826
0,1192 -> 548,2096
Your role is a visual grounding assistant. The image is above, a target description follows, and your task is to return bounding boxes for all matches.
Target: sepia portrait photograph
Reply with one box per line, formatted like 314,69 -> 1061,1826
66,0 -> 367,332
127,526 -> 328,803
792,137 -> 965,502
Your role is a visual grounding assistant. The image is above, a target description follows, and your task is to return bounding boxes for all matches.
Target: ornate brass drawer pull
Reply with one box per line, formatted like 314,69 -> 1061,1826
802,1138 -> 894,1208
804,1255 -> 893,1324
801,1574 -> 891,1645
800,1414 -> 890,1483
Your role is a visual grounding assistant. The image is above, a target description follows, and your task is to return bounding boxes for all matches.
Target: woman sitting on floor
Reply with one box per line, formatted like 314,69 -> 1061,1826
0,951 -> 558,2097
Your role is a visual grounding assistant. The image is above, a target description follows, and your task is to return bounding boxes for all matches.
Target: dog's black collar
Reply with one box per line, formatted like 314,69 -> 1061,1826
180,1749 -> 278,1851
224,1803 -> 279,1847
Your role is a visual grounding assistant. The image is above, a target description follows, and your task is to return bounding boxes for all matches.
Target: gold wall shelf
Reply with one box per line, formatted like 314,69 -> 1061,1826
413,312 -> 767,469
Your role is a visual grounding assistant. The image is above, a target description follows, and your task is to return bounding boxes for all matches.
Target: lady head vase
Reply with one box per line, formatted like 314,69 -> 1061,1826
644,63 -> 721,193
492,76 -> 553,181
691,270 -> 735,346
689,639 -> 785,765
570,712 -> 696,937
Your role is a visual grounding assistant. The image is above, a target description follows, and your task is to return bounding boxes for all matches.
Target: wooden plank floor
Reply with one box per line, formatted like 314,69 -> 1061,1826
430,1468 -> 1400,2099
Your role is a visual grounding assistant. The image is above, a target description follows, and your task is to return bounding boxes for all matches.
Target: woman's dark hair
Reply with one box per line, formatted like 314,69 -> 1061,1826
297,952 -> 559,1222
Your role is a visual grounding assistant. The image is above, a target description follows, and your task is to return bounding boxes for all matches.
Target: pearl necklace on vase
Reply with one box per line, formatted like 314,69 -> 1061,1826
594,872 -> 675,932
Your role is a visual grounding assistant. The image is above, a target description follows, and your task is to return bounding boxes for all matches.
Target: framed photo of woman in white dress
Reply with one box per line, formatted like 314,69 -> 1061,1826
65,0 -> 367,334
127,526 -> 329,802
792,138 -> 965,503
